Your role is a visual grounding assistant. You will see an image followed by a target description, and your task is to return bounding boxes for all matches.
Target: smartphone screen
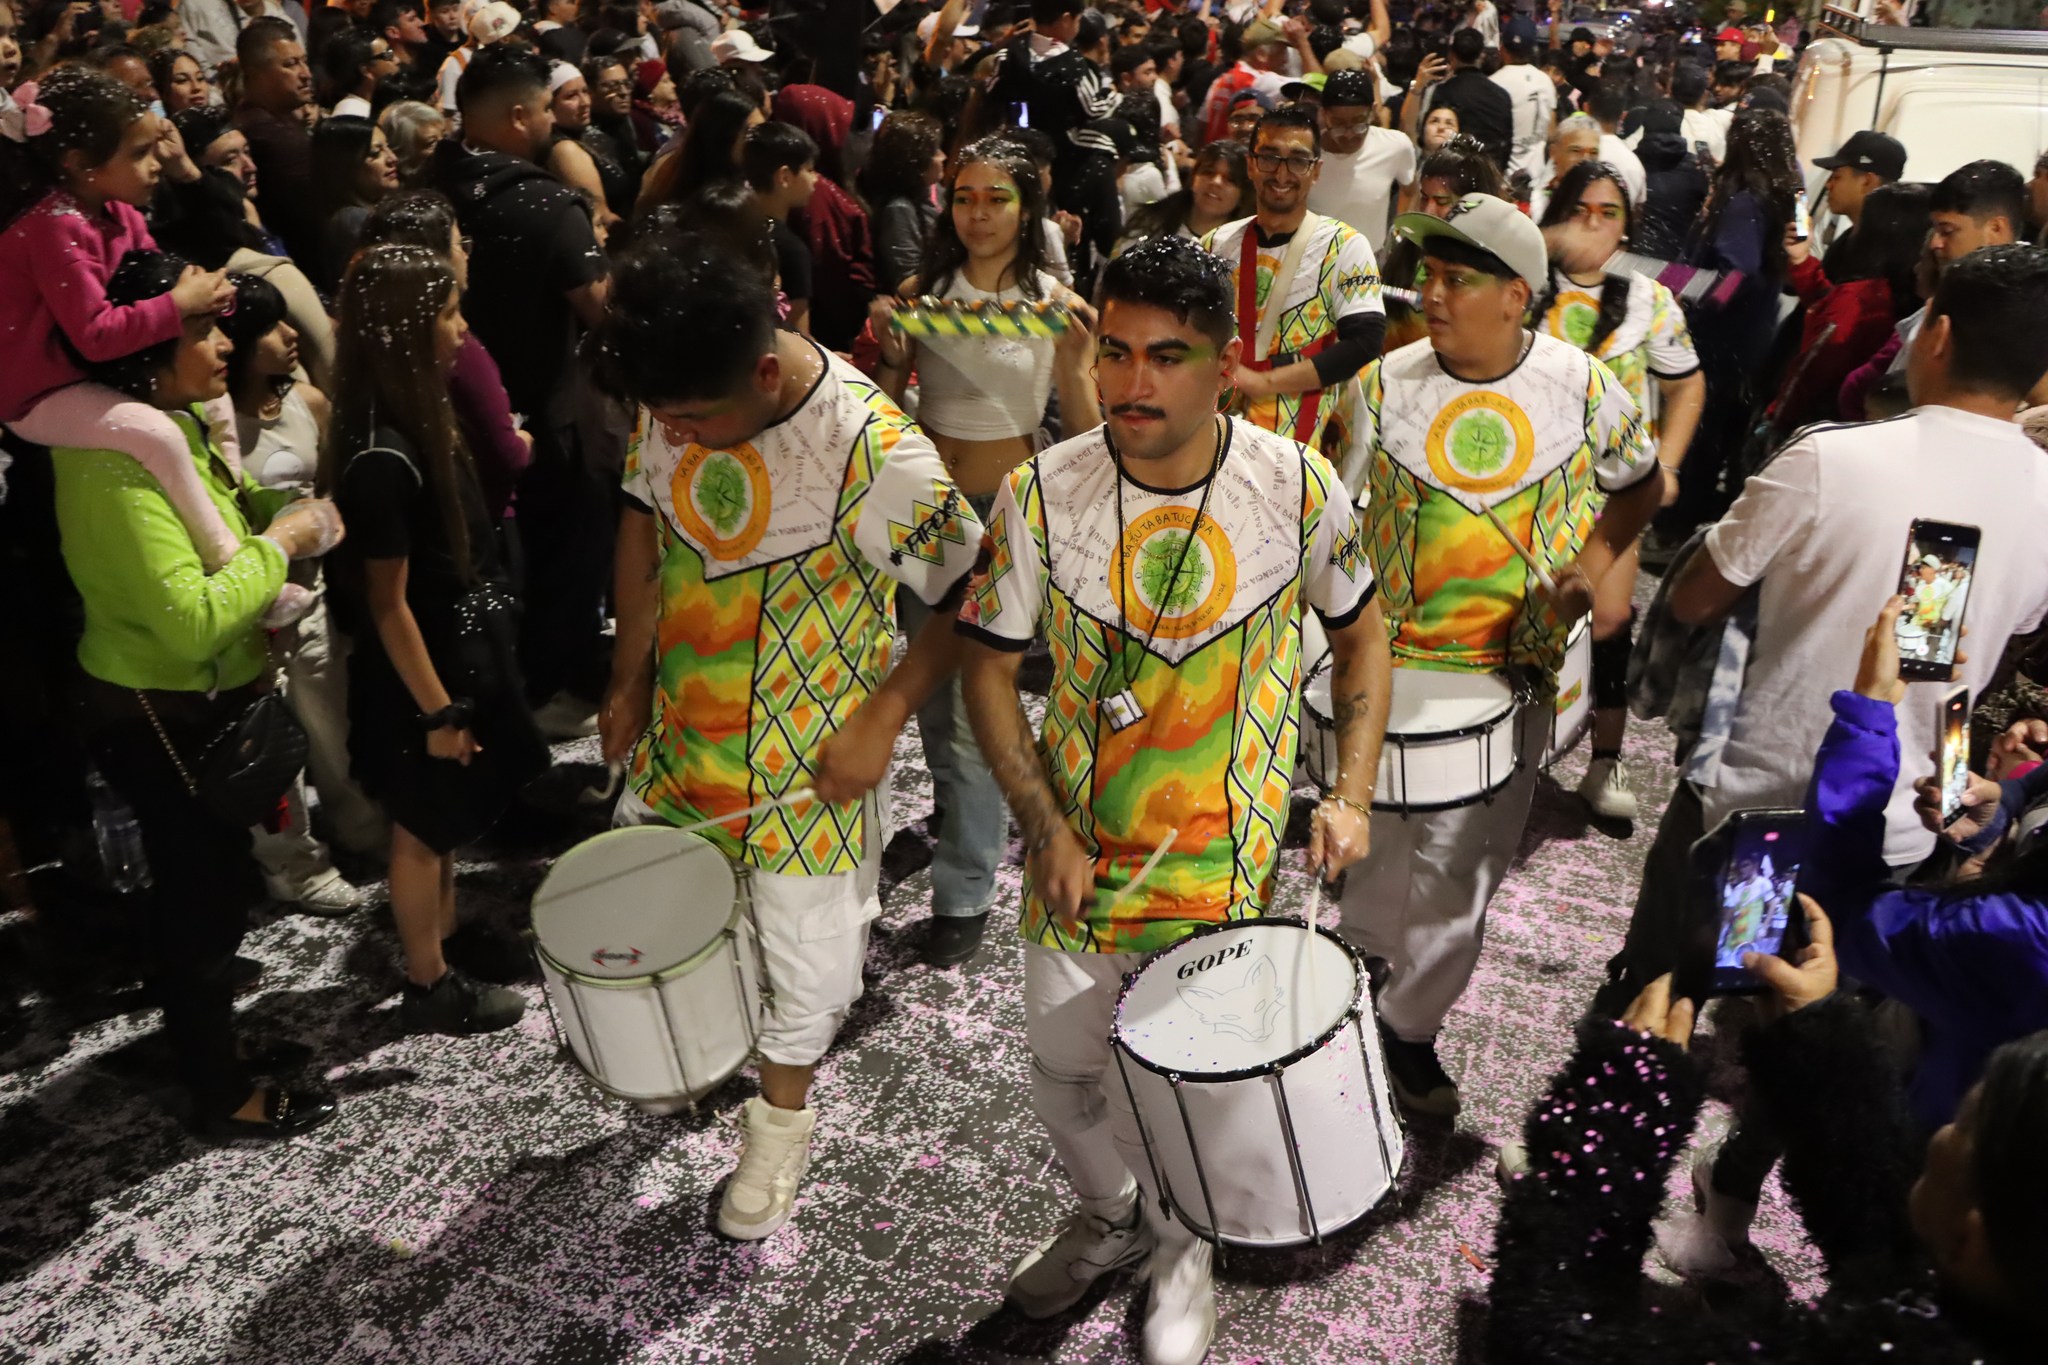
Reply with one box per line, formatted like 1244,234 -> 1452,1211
1709,810 -> 1808,995
1895,520 -> 1981,680
1792,194 -> 1812,243
1939,684 -> 1972,827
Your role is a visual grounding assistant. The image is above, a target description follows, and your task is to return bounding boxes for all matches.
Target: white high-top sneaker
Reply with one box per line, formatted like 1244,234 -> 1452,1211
1141,1215 -> 1216,1365
1655,1140 -> 1757,1276
717,1097 -> 816,1240
1578,755 -> 1640,820
1007,1190 -> 1153,1319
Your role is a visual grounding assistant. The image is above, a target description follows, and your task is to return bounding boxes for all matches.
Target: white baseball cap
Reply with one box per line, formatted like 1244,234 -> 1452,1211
917,11 -> 979,42
468,0 -> 520,44
711,28 -> 772,62
1393,193 -> 1549,294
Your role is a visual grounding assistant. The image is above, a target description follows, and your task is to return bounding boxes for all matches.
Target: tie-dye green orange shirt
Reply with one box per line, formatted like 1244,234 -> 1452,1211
958,417 -> 1374,954
1536,269 -> 1698,453
620,344 -> 984,875
1342,333 -> 1651,678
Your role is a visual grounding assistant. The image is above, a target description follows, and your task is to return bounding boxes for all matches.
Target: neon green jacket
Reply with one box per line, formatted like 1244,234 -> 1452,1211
54,406 -> 293,693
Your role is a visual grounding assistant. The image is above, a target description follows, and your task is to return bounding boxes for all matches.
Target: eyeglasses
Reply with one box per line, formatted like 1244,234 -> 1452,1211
1323,115 -> 1372,136
1251,150 -> 1319,175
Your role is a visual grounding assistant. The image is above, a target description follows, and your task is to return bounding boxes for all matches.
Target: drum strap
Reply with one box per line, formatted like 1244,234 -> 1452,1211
1235,217 -> 1334,445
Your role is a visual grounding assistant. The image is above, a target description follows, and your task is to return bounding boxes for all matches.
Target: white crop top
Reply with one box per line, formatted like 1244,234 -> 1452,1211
912,269 -> 1061,442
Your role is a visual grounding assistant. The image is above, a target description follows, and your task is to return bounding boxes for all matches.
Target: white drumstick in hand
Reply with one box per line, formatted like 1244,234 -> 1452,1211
670,786 -> 818,839
1110,829 -> 1179,906
1479,501 -> 1556,594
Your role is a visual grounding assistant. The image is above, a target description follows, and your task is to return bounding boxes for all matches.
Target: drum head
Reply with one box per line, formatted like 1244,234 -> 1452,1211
1386,667 -> 1516,734
532,826 -> 739,979
1302,660 -> 1333,721
1116,922 -> 1360,1078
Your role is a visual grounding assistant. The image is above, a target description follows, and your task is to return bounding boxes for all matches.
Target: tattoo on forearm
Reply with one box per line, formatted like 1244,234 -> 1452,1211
985,695 -> 1069,854
1331,686 -> 1371,734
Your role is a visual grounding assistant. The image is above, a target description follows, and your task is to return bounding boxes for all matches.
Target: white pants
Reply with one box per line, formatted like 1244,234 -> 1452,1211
614,787 -> 880,1067
1024,943 -> 1151,1207
1336,706 -> 1550,1043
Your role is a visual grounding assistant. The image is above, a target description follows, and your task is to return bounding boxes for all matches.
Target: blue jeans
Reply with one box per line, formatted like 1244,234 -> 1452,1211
899,496 -> 1006,917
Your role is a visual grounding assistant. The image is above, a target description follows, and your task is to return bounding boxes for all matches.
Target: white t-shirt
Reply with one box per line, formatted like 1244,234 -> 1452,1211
1307,128 -> 1419,251
1599,131 -> 1647,206
1680,107 -> 1728,164
1491,63 -> 1556,185
1458,0 -> 1501,47
436,45 -> 473,113
1154,76 -> 1180,138
1701,406 -> 2048,864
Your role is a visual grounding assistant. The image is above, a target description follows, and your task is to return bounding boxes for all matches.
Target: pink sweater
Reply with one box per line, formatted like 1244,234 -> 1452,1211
0,192 -> 183,423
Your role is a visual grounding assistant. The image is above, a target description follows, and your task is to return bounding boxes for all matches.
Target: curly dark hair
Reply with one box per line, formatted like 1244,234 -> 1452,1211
1098,235 -> 1236,348
858,112 -> 944,208
1700,107 -> 1800,279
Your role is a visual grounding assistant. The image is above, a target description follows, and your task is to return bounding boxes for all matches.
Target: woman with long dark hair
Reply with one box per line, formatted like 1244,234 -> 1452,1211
321,244 -> 546,1037
148,47 -> 211,113
1115,139 -> 1251,253
1535,159 -> 1705,821
308,115 -> 400,295
868,135 -> 1098,966
633,86 -> 762,211
1660,106 -> 1800,538
1771,182 -> 1933,432
860,111 -> 945,298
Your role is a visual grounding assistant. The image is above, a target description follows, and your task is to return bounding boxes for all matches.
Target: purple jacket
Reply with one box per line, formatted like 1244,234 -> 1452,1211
1801,690 -> 2048,1128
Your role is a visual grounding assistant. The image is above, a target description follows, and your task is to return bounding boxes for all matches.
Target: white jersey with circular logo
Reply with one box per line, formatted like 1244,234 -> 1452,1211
1343,332 -> 1651,676
1537,269 -> 1698,450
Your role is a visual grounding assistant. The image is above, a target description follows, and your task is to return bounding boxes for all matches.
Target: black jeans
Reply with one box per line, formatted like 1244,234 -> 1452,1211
1594,778 -> 1711,1018
79,676 -> 261,1118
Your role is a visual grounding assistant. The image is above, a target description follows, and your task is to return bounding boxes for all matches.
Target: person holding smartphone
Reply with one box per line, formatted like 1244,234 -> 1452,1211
1601,246 -> 2048,1022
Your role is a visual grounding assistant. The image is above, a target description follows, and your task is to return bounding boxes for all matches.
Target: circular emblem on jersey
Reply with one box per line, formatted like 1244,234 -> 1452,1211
1424,391 -> 1537,495
1546,291 -> 1601,352
1115,505 -> 1237,642
670,443 -> 772,560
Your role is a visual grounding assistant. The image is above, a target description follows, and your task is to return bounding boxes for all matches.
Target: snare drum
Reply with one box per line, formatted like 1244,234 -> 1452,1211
1542,618 -> 1592,768
1373,666 -> 1523,812
1112,918 -> 1404,1247
532,827 -> 765,1108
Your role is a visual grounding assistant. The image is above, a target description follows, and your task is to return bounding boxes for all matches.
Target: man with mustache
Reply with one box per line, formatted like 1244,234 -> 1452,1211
1202,104 -> 1386,465
1334,194 -> 1659,1119
958,236 -> 1391,1365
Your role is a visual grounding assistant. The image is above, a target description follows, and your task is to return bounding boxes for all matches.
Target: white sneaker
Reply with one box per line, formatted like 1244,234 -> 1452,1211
532,691 -> 599,741
1578,756 -> 1639,820
717,1097 -> 815,1240
1495,1141 -> 1530,1184
1653,1142 -> 1756,1277
1007,1195 -> 1153,1319
1141,1221 -> 1216,1365
264,866 -> 362,917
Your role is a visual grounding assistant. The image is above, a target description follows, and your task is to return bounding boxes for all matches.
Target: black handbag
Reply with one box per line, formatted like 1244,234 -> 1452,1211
136,685 -> 309,828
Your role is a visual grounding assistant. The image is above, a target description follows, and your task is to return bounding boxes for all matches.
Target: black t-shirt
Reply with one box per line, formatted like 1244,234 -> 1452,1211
771,218 -> 813,302
329,424 -> 499,643
1431,68 -> 1515,170
431,145 -> 606,427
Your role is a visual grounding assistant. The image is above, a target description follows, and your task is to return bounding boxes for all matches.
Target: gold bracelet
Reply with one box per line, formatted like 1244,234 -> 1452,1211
1321,791 -> 1374,818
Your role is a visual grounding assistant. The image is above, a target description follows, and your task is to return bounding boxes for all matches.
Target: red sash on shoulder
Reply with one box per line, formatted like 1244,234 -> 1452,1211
1235,224 -> 1333,446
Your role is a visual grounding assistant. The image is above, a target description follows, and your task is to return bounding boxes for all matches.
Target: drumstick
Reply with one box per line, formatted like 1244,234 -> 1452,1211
1478,502 -> 1557,594
1109,829 -> 1178,906
668,786 -> 818,839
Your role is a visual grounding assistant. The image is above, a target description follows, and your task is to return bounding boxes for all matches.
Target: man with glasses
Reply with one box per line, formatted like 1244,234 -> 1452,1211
1307,68 -> 1416,252
1333,195 -> 1659,1118
1202,105 -> 1386,458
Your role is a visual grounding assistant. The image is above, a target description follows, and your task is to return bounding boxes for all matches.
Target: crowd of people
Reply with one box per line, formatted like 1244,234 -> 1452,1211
1,0 -> 2046,1361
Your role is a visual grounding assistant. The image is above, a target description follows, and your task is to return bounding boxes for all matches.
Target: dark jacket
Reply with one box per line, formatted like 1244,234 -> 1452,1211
233,104 -> 319,266
1489,1001 -> 2024,1364
1431,67 -> 1514,169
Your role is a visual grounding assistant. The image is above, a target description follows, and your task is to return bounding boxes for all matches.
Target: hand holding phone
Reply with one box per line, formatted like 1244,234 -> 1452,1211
1697,808 -> 1809,997
1743,894 -> 1838,1018
1894,519 -> 1980,681
1937,684 -> 1972,828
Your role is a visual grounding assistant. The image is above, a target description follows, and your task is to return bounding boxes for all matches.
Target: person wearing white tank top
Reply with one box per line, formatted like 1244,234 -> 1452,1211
871,136 -> 1102,967
221,272 -> 386,918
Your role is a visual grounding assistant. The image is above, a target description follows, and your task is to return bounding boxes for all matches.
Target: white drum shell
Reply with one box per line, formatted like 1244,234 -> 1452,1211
1543,618 -> 1593,768
1374,669 -> 1521,812
1114,922 -> 1405,1247
537,913 -> 761,1103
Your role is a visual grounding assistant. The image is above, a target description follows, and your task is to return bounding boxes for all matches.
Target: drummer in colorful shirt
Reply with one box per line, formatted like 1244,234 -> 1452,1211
593,236 -> 985,1244
1336,194 -> 1660,1119
958,237 -> 1392,1365
1201,105 -> 1386,461
1534,160 -> 1705,821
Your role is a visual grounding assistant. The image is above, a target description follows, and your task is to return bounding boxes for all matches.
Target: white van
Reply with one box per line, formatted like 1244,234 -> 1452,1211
1791,19 -> 2048,194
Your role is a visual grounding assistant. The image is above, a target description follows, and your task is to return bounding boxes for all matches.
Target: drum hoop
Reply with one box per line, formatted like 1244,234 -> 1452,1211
1371,765 -> 1520,814
536,893 -> 748,987
532,825 -> 744,986
1110,915 -> 1369,1086
1380,700 -> 1519,746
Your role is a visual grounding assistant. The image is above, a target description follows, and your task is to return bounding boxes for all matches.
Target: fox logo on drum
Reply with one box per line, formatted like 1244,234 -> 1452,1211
1177,955 -> 1284,1044
591,947 -> 645,968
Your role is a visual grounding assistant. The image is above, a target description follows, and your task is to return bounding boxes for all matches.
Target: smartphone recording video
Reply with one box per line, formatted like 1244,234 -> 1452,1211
1939,685 -> 1972,828
1895,520 -> 1980,680
1708,810 -> 1808,995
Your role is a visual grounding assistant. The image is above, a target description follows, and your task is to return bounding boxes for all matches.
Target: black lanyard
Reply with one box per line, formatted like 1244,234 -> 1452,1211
1106,415 -> 1224,699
